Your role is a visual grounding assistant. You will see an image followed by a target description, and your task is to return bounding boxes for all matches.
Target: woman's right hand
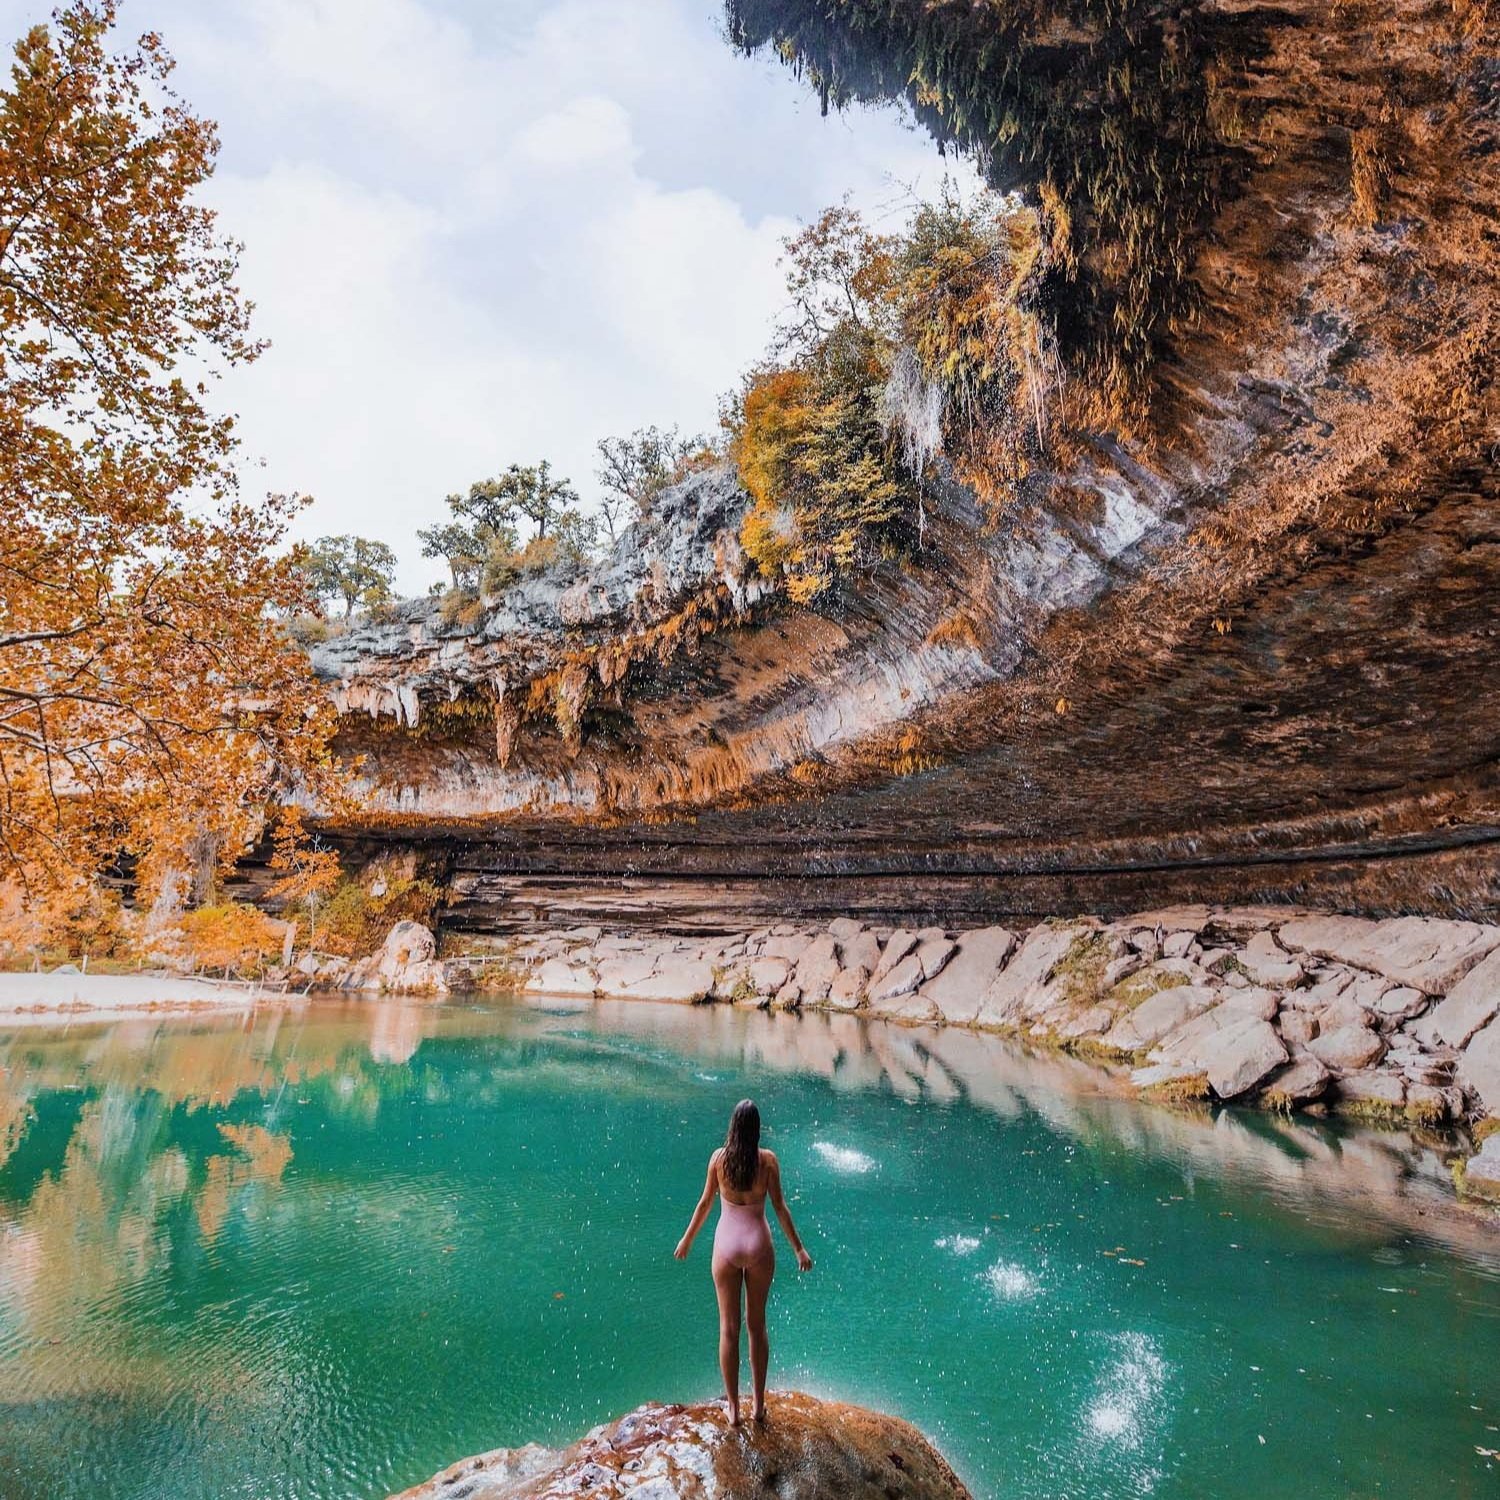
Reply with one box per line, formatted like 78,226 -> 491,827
796,1248 -> 814,1272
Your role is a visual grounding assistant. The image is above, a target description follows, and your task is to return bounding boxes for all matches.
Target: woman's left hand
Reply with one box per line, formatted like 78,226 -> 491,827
673,1237 -> 691,1261
796,1248 -> 814,1272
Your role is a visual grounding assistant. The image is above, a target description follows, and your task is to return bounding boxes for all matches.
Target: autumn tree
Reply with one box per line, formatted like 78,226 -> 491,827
420,460 -> 596,599
300,535 -> 399,617
0,2 -> 339,909
595,424 -> 714,538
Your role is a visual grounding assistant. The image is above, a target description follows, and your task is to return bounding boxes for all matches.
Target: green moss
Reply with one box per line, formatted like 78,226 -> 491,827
1053,932 -> 1112,1007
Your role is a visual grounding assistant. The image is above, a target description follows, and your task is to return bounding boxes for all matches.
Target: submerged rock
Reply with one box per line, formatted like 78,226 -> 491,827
389,1392 -> 972,1500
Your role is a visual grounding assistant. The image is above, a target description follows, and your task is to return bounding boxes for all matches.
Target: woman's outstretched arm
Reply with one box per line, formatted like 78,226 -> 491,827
674,1150 -> 720,1260
766,1152 -> 814,1270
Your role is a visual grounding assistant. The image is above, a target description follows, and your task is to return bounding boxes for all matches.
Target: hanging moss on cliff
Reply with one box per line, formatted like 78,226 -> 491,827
728,190 -> 1058,598
724,0 -> 1267,412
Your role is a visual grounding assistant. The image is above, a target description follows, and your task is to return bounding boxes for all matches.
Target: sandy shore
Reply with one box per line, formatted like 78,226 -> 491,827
0,970 -> 275,1024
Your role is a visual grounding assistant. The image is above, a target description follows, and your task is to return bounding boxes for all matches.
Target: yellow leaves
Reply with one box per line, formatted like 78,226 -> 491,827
179,902 -> 285,976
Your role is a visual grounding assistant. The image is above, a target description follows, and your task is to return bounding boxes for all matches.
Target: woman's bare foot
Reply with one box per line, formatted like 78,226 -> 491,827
724,1398 -> 741,1428
751,1403 -> 767,1424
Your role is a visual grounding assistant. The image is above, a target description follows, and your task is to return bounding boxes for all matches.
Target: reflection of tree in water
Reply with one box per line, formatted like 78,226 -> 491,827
723,0 -> 1267,397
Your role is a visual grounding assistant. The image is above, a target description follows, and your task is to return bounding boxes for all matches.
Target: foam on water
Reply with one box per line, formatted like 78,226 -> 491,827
984,1260 -> 1039,1300
1085,1332 -> 1168,1450
812,1142 -> 877,1174
935,1234 -> 982,1256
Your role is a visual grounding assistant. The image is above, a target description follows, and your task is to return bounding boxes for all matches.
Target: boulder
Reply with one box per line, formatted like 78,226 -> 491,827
826,966 -> 869,1011
842,929 -> 883,976
1421,946 -> 1500,1049
1279,1010 -> 1319,1046
1308,1024 -> 1387,1073
760,932 -> 812,964
388,1392 -> 974,1500
974,923 -> 1090,1028
1237,931 -> 1304,987
870,929 -> 918,984
527,959 -> 597,997
773,982 -> 803,1012
1204,1018 -> 1288,1099
916,936 -> 958,981
1364,985 -> 1428,1028
1220,986 -> 1280,1021
1458,1016 -> 1500,1115
748,958 -> 791,996
1151,1004 -> 1287,1098
360,921 -> 449,995
1333,1070 -> 1407,1111
596,953 -> 657,992
1276,916 -> 1500,995
915,926 -> 1017,1025
868,953 -> 925,1003
794,936 -> 841,1003
1461,1136 -> 1500,1201
869,988 -> 942,1026
1260,1054 -> 1331,1105
1104,983 -> 1218,1051
613,957 -> 716,1004
827,918 -> 864,941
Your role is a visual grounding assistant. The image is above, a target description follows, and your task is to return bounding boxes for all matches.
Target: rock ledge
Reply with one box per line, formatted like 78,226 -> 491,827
389,1391 -> 971,1500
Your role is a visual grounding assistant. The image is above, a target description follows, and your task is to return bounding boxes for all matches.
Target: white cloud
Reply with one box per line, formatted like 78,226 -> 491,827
0,0 -> 980,592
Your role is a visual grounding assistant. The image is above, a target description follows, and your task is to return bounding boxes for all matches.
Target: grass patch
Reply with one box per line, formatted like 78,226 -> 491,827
1141,1071 -> 1212,1105
1110,968 -> 1191,1009
1053,933 -> 1111,1006
1474,1116 -> 1500,1144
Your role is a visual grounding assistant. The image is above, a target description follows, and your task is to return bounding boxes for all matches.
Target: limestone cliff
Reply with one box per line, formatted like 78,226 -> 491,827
308,0 -> 1499,925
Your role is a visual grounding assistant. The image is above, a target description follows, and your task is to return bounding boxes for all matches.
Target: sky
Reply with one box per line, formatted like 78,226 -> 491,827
0,0 -> 975,593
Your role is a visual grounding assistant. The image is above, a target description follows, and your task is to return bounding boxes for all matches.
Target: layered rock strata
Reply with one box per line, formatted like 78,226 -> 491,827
296,0 -> 1499,923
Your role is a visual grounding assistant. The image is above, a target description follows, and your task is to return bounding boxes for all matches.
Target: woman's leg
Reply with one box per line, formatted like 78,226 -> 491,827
711,1255 -> 745,1425
744,1252 -> 774,1422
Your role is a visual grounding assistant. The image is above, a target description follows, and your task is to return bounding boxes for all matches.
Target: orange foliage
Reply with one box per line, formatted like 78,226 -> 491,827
0,4 -> 341,909
178,903 -> 286,976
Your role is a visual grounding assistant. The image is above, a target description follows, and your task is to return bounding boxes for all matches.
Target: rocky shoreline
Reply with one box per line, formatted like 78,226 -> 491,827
316,906 -> 1500,1204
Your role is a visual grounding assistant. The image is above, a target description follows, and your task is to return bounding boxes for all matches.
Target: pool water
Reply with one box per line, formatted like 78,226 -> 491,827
0,996 -> 1496,1499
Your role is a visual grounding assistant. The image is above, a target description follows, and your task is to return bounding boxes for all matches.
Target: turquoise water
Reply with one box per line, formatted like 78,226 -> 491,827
0,997 -> 1496,1499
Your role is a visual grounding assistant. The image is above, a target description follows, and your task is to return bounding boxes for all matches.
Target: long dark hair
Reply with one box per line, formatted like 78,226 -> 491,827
721,1099 -> 761,1191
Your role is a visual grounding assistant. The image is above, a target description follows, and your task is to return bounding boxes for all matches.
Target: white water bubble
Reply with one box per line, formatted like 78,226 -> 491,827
935,1234 -> 982,1256
1084,1332 -> 1168,1450
812,1142 -> 877,1174
984,1260 -> 1039,1300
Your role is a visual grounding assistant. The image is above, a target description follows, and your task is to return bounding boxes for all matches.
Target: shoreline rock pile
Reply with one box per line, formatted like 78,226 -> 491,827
491,908 -> 1500,1163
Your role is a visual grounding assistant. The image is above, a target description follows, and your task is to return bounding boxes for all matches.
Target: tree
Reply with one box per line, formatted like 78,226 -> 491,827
417,519 -> 487,591
0,2 -> 340,906
595,425 -> 713,534
300,535 -> 398,617
492,460 -> 577,539
419,460 -> 594,597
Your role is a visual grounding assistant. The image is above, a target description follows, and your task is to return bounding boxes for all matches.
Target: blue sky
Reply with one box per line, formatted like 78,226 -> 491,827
2,0 -> 973,591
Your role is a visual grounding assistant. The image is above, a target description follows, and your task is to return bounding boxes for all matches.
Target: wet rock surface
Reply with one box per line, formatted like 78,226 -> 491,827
389,1391 -> 972,1500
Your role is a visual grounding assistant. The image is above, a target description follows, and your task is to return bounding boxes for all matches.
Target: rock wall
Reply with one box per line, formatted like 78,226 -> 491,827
302,0 -> 1499,924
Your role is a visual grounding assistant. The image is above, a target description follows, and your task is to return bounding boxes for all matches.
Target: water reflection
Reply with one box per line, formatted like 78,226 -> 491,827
0,996 -> 1496,1500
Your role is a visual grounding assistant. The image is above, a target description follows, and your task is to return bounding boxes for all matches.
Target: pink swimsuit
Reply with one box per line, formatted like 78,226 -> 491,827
713,1187 -> 774,1269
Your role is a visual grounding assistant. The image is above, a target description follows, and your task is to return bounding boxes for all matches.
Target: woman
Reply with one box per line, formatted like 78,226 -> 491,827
674,1099 -> 813,1426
